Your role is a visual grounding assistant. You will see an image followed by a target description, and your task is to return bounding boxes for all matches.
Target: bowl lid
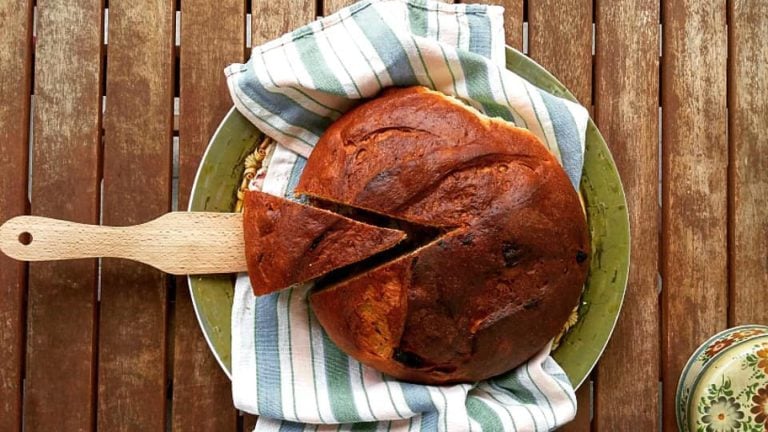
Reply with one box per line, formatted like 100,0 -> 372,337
681,326 -> 768,432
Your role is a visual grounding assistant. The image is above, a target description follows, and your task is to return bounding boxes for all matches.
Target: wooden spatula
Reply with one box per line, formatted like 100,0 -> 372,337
0,213 -> 246,274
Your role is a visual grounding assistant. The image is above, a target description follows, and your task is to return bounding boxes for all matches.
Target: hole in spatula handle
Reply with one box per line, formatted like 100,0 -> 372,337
18,232 -> 32,246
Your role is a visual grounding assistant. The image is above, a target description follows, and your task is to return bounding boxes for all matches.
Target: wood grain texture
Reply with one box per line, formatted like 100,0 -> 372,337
97,0 -> 174,429
323,0 -> 453,15
177,0 -> 245,210
172,287 -> 237,431
242,413 -> 258,432
0,214 -> 246,274
727,0 -> 768,326
322,0 -> 355,15
558,383 -> 591,432
526,1 -> 592,427
593,0 -> 660,430
252,0 -> 316,46
661,1 -> 728,430
481,0 -> 523,50
24,0 -> 104,430
527,0 -> 592,107
174,0 -> 245,429
0,1 -> 32,431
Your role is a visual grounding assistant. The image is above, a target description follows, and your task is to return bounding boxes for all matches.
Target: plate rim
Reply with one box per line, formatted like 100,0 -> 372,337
504,48 -> 631,387
188,46 -> 631,388
188,107 -> 239,379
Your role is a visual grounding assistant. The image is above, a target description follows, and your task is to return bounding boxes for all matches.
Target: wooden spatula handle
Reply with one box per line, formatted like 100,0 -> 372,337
0,212 -> 246,275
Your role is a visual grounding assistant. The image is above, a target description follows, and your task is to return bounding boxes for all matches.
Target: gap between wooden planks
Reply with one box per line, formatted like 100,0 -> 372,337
0,1 -> 33,431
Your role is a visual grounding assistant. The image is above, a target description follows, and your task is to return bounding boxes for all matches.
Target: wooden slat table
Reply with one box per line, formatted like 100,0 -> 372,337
0,1 -> 765,430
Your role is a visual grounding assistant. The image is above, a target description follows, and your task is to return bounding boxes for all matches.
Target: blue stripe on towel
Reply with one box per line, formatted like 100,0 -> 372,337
256,293 -> 284,418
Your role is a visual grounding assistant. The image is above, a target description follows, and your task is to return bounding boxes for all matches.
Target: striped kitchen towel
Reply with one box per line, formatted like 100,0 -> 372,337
226,1 -> 589,431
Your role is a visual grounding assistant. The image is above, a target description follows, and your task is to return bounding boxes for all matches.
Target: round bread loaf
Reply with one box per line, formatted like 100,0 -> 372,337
296,86 -> 590,384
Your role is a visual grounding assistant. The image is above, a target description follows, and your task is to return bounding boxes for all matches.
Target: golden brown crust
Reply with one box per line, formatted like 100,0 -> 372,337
243,190 -> 406,295
302,86 -> 590,384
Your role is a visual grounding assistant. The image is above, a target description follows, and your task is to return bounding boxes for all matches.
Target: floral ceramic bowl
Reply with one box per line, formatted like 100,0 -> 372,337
677,324 -> 768,432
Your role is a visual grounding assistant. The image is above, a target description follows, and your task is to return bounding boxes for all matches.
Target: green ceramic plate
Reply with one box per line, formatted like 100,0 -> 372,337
188,47 -> 630,389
